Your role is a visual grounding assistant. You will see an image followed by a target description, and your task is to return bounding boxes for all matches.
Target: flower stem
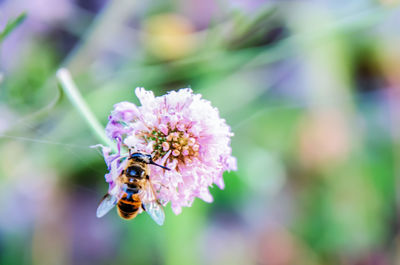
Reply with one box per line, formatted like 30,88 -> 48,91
56,68 -> 117,152
0,12 -> 27,43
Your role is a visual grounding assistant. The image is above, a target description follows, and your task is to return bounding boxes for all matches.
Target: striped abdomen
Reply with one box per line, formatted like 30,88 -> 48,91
117,183 -> 142,220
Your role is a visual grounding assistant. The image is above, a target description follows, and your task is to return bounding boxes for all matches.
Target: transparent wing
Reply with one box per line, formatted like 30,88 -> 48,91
143,200 -> 165,226
140,182 -> 165,226
96,193 -> 118,218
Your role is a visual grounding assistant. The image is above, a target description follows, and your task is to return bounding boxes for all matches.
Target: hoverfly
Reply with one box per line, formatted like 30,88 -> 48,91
96,152 -> 169,225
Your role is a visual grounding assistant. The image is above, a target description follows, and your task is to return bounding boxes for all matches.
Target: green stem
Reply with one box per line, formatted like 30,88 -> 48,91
0,12 -> 27,43
56,68 -> 117,152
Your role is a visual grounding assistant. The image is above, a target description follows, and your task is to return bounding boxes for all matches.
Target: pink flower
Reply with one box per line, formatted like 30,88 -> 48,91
102,87 -> 237,215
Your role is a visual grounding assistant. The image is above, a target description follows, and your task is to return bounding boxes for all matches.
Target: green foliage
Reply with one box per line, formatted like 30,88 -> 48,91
0,13 -> 26,43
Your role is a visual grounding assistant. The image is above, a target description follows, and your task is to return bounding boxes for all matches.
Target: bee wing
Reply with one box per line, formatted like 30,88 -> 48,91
142,200 -> 165,226
140,182 -> 165,226
96,193 -> 118,218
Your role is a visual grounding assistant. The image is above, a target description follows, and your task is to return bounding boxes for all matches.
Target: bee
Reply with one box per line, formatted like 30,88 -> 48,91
96,152 -> 170,225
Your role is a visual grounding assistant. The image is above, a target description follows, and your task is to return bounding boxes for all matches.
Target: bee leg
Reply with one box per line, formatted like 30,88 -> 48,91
158,183 -> 169,190
142,203 -> 146,211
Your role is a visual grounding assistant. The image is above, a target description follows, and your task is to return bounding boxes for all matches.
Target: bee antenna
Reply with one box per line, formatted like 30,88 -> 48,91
150,161 -> 171,171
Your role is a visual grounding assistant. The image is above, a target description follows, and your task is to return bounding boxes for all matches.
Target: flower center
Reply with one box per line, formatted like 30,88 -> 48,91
144,129 -> 199,164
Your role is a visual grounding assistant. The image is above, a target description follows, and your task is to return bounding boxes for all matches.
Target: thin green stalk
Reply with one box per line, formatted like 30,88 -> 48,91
0,12 -> 27,43
56,68 -> 117,152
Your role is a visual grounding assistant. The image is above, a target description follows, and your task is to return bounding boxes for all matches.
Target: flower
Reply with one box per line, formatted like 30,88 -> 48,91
101,87 -> 237,215
143,13 -> 197,60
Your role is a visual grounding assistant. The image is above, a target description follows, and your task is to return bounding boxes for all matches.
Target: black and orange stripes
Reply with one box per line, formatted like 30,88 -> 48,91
117,193 -> 142,220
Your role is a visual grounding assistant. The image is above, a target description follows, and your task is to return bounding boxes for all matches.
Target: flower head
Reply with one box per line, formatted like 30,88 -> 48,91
102,87 -> 237,214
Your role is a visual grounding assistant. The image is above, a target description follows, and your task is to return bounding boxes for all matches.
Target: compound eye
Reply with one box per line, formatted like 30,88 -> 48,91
130,153 -> 139,159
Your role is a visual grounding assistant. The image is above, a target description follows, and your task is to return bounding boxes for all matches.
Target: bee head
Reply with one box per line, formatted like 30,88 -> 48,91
129,152 -> 171,170
130,152 -> 152,163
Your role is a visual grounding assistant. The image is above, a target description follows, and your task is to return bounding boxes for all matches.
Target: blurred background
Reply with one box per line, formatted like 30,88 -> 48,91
1,0 -> 400,264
